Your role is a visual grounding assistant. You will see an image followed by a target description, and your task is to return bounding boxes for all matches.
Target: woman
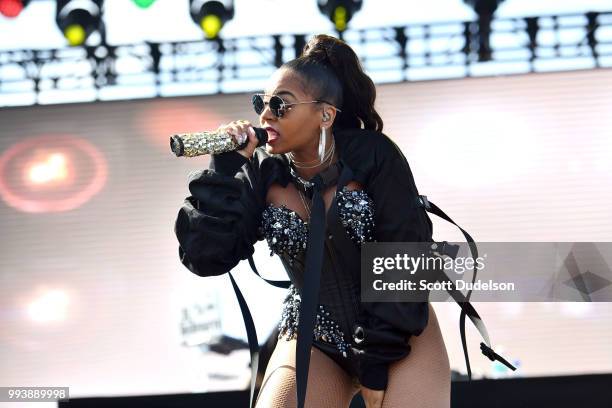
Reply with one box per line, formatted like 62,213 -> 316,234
175,34 -> 450,408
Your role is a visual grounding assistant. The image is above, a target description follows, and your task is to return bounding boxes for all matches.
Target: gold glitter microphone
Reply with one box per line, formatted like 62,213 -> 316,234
170,127 -> 268,157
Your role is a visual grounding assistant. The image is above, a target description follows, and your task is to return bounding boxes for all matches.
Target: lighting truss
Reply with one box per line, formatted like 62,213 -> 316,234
1,11 -> 611,106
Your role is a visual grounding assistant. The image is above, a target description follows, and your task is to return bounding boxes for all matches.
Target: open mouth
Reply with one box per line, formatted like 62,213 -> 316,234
265,127 -> 280,142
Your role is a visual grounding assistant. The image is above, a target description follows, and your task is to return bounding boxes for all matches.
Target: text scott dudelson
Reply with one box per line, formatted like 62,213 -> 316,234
373,279 -> 515,291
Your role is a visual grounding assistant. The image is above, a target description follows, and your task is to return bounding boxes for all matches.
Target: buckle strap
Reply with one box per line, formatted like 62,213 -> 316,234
480,343 -> 517,371
430,241 -> 460,259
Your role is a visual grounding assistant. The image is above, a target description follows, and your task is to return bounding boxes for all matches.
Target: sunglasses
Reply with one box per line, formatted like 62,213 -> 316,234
252,93 -> 341,118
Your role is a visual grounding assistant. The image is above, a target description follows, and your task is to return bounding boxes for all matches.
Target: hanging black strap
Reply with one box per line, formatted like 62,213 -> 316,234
277,161 -> 343,408
292,162 -> 342,408
295,161 -> 349,408
227,271 -> 261,408
222,261 -> 292,408
224,260 -> 290,408
417,195 -> 516,378
247,256 -> 291,289
295,174 -> 326,408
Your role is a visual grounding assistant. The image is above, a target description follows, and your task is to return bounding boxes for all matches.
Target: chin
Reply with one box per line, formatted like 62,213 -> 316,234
265,143 -> 286,155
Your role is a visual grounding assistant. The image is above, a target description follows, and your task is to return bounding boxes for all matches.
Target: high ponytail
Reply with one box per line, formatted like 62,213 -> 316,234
282,34 -> 383,132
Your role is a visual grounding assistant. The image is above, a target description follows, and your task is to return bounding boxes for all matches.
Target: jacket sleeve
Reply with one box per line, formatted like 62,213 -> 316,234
174,150 -> 265,277
355,133 -> 434,390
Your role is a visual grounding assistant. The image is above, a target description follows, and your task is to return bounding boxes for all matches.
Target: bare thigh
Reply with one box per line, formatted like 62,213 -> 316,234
255,337 -> 360,408
381,303 -> 451,408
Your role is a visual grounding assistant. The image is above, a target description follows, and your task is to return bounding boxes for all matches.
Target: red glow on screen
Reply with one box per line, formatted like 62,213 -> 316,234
0,0 -> 24,18
0,134 -> 108,213
25,152 -> 71,185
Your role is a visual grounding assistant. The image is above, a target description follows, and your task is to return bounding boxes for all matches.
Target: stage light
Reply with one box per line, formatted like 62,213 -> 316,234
27,289 -> 70,323
318,0 -> 362,33
190,0 -> 234,40
27,153 -> 68,185
132,0 -> 155,8
0,0 -> 30,18
55,0 -> 104,46
0,134 -> 108,213
202,14 -> 222,38
64,24 -> 86,46
333,6 -> 347,31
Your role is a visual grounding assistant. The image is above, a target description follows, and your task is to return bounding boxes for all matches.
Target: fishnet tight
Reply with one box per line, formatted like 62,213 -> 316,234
254,303 -> 450,408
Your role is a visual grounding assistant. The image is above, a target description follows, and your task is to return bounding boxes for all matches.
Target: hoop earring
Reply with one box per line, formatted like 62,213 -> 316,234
318,127 -> 327,162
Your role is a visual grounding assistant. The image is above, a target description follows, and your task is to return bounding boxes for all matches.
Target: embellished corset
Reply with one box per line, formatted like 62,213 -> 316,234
278,285 -> 351,357
261,186 -> 375,261
260,186 -> 376,356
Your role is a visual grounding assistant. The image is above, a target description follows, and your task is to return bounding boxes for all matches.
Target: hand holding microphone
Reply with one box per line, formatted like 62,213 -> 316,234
218,120 -> 260,160
170,120 -> 268,159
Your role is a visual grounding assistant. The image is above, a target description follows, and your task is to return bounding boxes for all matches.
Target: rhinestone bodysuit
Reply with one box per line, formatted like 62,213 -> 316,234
261,186 -> 376,357
261,186 -> 375,259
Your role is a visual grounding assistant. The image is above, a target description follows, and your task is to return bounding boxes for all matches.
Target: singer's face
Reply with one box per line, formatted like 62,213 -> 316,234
258,69 -> 325,156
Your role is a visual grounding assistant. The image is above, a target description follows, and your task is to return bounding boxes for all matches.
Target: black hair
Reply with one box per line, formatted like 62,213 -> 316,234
282,34 -> 383,132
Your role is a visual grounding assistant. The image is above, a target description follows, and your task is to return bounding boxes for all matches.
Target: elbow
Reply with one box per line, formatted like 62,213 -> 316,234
178,246 -> 231,277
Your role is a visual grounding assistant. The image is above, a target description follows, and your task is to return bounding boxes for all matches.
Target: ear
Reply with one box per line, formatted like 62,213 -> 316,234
321,106 -> 337,129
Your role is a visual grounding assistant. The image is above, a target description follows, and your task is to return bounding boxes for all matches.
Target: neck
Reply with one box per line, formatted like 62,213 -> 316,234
294,151 -> 337,181
289,132 -> 337,180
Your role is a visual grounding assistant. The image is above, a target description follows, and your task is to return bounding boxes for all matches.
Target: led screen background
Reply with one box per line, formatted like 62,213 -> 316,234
1,68 -> 611,401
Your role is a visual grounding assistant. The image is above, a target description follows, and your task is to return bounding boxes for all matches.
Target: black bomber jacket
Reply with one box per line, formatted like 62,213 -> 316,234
174,128 -> 435,392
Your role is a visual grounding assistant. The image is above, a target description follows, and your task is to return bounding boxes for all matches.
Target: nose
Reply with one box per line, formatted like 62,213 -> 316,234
259,102 -> 276,126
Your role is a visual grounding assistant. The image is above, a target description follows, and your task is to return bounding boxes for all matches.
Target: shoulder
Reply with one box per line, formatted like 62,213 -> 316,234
335,128 -> 406,183
337,128 -> 404,160
252,147 -> 292,188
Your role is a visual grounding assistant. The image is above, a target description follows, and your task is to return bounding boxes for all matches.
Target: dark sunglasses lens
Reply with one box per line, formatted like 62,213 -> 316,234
269,96 -> 284,117
252,94 -> 264,114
